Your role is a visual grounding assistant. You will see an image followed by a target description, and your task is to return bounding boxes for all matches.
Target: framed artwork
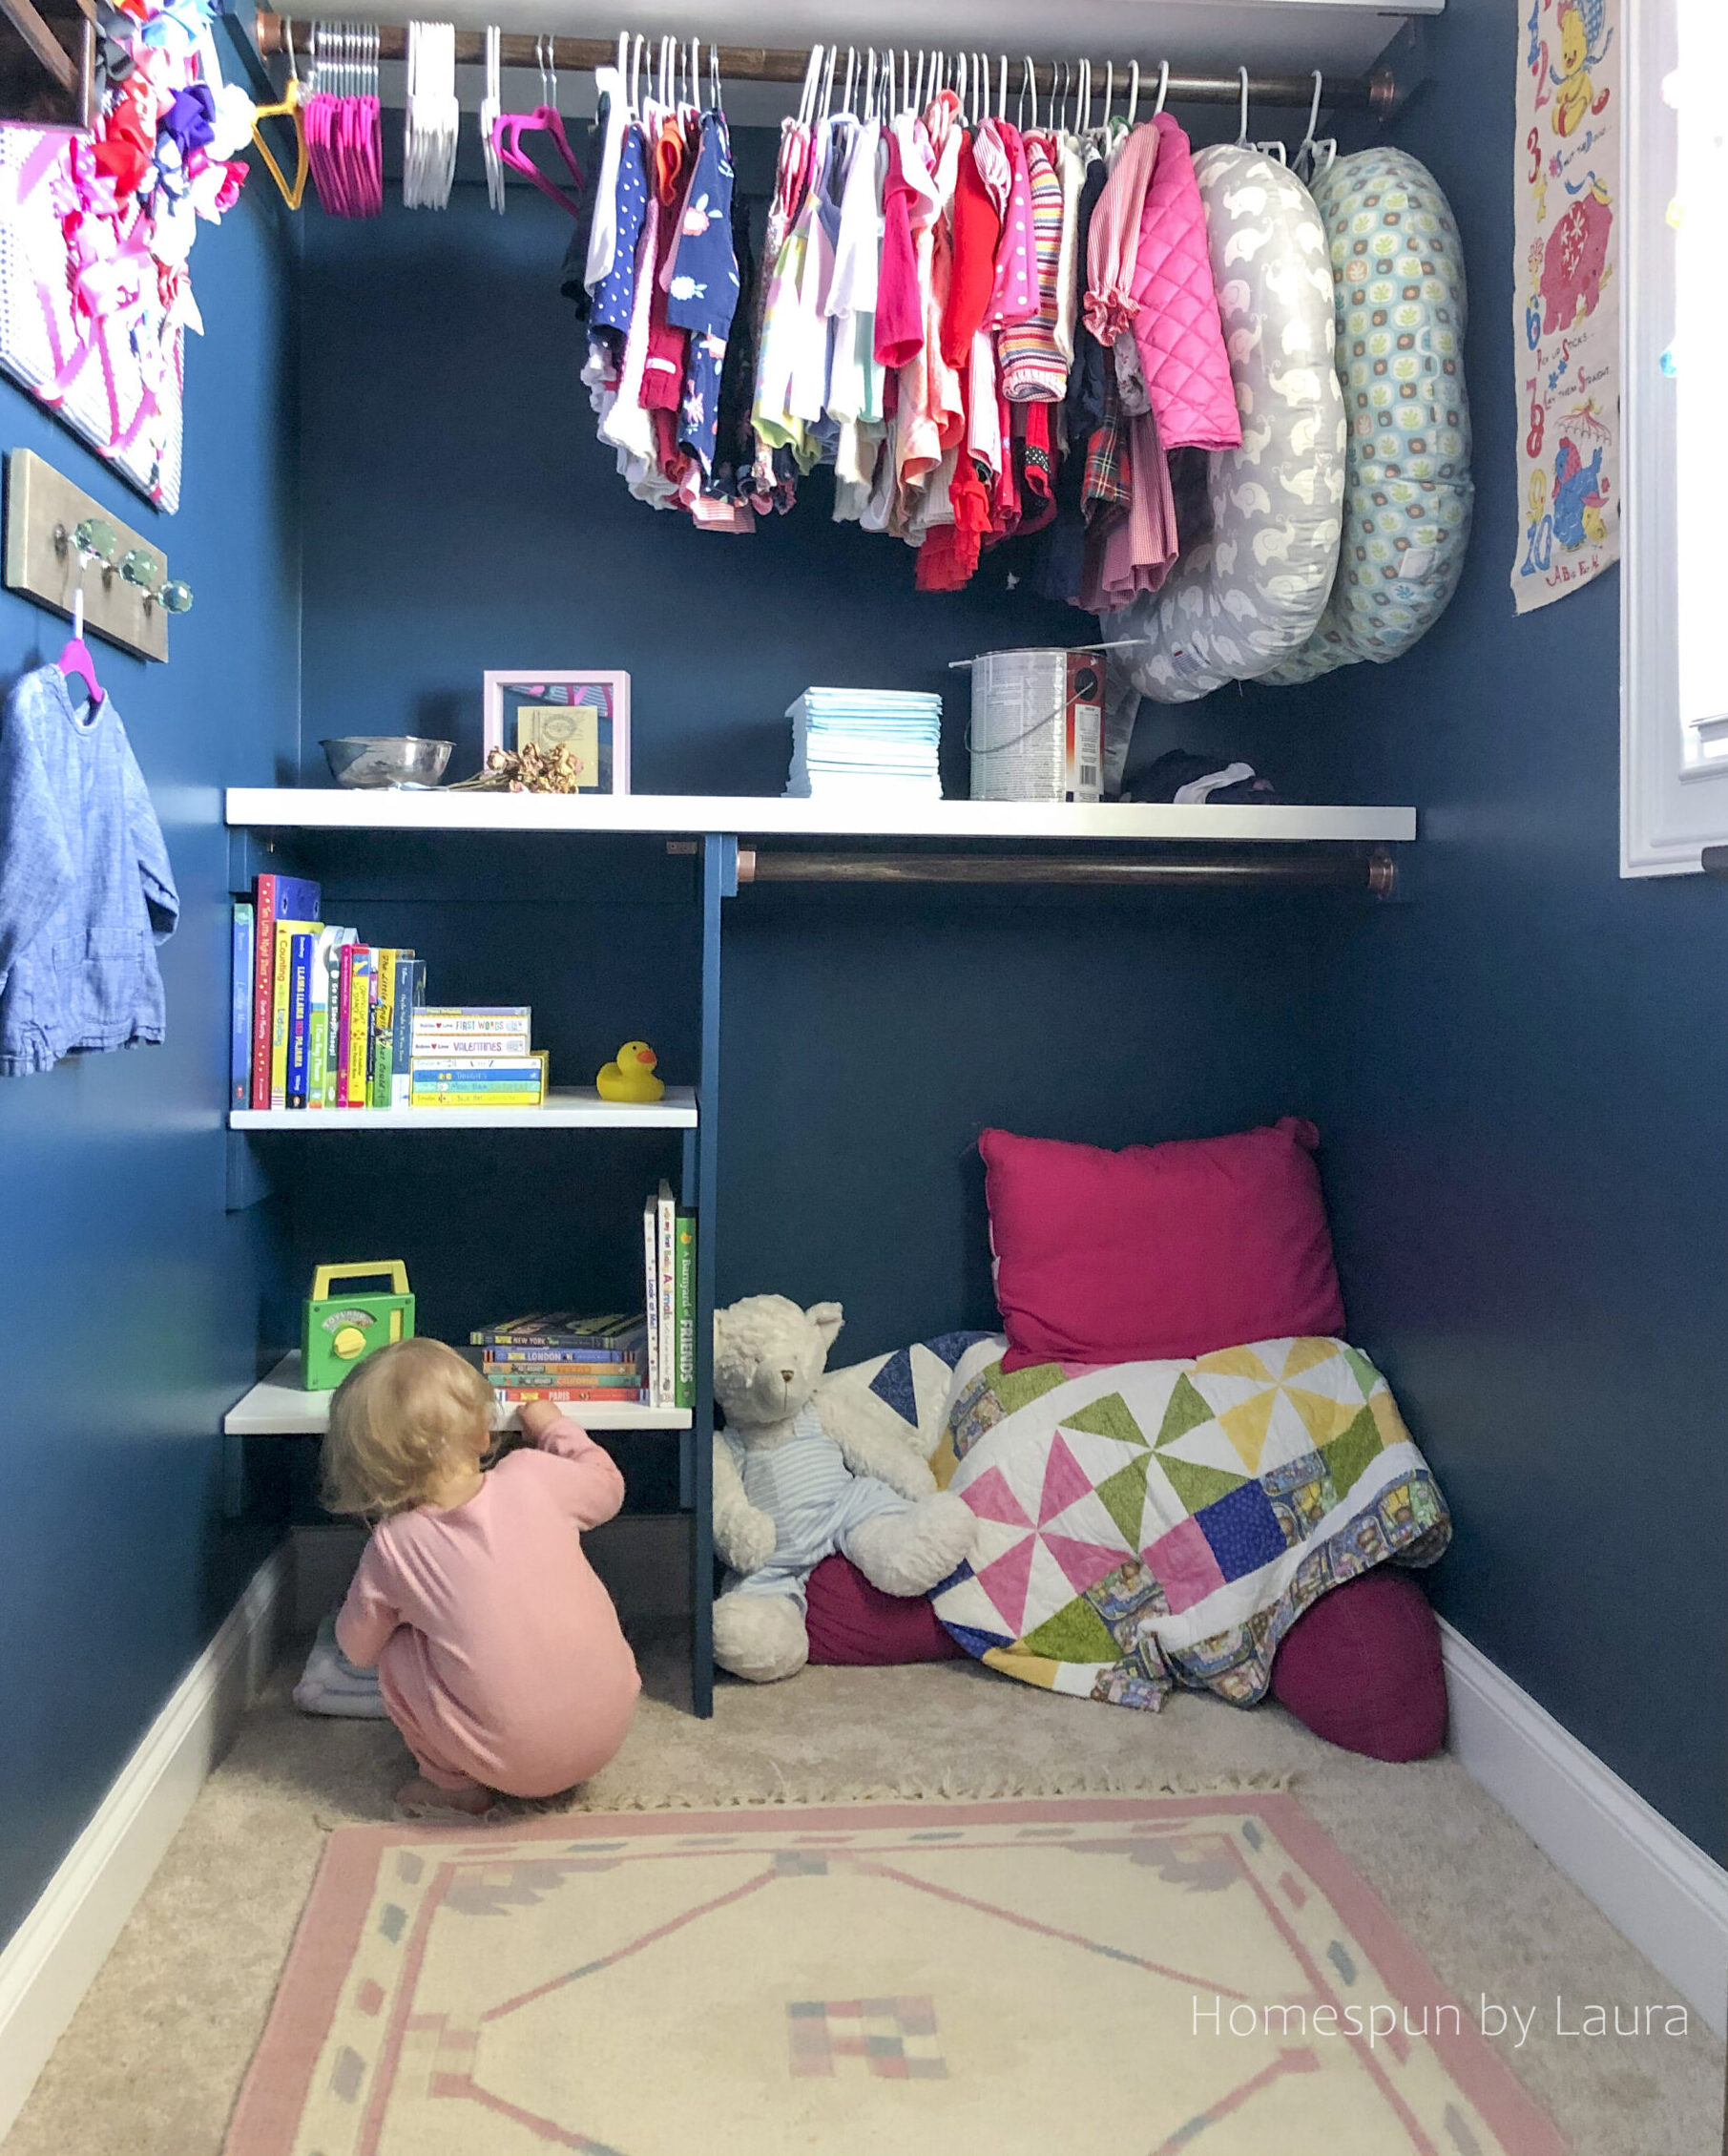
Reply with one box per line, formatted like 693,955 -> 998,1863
481,671 -> 631,794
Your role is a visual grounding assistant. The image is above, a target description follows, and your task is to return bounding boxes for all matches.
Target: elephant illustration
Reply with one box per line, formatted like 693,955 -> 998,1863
1539,183 -> 1613,335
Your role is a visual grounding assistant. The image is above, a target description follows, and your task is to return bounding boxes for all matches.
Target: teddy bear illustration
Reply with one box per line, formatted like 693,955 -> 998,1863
709,1295 -> 976,1683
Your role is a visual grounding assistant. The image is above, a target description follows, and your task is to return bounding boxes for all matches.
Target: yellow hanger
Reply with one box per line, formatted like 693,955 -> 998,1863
251,69 -> 308,211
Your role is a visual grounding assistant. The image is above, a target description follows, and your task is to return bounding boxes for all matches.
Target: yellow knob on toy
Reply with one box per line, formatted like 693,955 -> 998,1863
333,1325 -> 367,1361
596,1039 -> 666,1103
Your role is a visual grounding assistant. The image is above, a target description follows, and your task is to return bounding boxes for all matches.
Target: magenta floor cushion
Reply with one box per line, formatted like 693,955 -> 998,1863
805,1556 -> 968,1665
1271,1568 -> 1447,1761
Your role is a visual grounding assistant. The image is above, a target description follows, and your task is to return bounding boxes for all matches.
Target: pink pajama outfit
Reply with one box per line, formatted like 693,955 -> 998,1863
336,1419 -> 639,1799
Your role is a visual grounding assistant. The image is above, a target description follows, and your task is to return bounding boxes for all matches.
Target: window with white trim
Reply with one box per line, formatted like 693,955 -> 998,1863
1622,0 -> 1728,874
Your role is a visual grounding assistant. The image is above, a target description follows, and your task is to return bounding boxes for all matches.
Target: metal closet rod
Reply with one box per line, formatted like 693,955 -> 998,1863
737,848 -> 1398,893
251,14 -> 1387,110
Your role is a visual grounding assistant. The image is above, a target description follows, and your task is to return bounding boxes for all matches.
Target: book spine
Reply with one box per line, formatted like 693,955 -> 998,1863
389,958 -> 419,1108
249,876 -> 276,1110
494,1387 -> 650,1405
370,950 -> 397,1110
675,1212 -> 696,1411
269,923 -> 295,1110
335,944 -> 354,1107
344,950 -> 372,1108
643,1195 -> 661,1407
230,902 -> 253,1111
472,1340 -> 642,1357
480,1350 -> 640,1367
412,1037 -> 532,1058
286,933 -> 313,1109
324,934 -> 353,1108
656,1181 -> 677,1411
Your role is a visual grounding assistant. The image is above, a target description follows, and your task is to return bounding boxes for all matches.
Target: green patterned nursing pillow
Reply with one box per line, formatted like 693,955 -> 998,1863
1264,146 -> 1473,684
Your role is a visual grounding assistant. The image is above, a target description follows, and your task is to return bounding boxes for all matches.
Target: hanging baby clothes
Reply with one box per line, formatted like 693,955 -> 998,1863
1083,121 -> 1160,345
0,665 -> 178,1076
663,109 -> 740,476
998,135 -> 1068,402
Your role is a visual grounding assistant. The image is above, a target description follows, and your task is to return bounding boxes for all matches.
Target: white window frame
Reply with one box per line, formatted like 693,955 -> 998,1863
1621,0 -> 1728,874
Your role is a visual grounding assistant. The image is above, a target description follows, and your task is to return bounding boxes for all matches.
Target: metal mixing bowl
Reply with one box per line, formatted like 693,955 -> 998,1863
320,736 -> 453,789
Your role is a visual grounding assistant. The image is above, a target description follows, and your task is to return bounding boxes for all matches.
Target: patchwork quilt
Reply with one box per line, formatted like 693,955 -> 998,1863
836,1331 -> 1448,1711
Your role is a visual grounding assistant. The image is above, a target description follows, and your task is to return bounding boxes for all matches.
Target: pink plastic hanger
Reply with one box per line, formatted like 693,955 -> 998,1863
59,583 -> 102,709
490,37 -> 586,220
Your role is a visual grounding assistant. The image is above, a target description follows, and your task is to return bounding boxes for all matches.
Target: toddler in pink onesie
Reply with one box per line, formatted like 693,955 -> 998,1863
324,1337 -> 640,1817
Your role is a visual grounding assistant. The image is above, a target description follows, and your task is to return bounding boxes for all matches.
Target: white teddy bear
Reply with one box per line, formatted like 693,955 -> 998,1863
710,1295 -> 976,1684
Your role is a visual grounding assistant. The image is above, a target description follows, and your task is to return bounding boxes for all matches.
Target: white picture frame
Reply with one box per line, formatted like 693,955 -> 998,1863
481,670 -> 632,795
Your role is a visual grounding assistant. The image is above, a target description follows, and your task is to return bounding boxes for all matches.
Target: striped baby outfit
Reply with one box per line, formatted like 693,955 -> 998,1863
999,137 -> 1068,403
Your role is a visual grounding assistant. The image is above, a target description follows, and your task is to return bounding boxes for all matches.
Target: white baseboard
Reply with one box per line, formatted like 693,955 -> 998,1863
0,1544 -> 287,2141
1441,1618 -> 1728,2033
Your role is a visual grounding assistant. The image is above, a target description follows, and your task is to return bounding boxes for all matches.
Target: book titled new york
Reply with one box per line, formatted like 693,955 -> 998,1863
250,875 -> 319,1110
230,901 -> 253,1110
285,932 -> 315,1108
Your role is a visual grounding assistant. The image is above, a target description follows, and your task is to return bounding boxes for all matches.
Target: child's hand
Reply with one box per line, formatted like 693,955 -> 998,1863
515,1399 -> 564,1442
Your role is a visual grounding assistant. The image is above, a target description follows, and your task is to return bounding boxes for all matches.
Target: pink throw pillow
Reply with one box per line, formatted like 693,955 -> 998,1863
804,1556 -> 968,1665
978,1118 -> 1345,1370
1271,1569 -> 1447,1761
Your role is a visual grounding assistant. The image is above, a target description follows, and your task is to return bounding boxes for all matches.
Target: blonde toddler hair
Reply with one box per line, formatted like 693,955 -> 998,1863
322,1336 -> 495,1518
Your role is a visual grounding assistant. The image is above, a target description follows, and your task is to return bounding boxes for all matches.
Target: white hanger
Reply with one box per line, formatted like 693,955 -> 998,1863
480,23 -> 504,213
1126,59 -> 1140,128
1237,65 -> 1249,145
1155,60 -> 1170,117
1078,56 -> 1092,136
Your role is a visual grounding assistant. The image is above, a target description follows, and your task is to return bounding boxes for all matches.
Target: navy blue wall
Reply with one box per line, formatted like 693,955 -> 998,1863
1230,0 -> 1728,1859
0,180 -> 300,1949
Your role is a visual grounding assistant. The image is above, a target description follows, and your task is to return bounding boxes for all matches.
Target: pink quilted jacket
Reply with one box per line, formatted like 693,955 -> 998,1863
1128,115 -> 1241,451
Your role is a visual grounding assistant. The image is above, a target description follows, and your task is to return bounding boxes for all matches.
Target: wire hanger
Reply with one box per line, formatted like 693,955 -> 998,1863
1154,60 -> 1170,117
1126,60 -> 1140,129
480,25 -> 504,212
1295,69 -> 1323,178
1237,64 -> 1250,145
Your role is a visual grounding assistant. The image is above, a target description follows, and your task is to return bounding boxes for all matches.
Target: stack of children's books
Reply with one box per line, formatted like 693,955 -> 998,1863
231,873 -> 546,1111
469,1311 -> 650,1407
467,1186 -> 697,1415
410,1006 -> 546,1108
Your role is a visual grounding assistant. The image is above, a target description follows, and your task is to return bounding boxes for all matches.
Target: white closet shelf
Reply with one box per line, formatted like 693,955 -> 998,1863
224,790 -> 1415,844
229,1085 -> 697,1131
225,1354 -> 693,1434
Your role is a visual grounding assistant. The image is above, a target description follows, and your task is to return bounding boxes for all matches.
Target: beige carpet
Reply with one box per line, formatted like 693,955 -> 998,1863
4,1638 -> 1720,2156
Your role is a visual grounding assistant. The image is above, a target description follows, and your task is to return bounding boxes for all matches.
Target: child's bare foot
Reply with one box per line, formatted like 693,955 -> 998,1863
395,1773 -> 495,1820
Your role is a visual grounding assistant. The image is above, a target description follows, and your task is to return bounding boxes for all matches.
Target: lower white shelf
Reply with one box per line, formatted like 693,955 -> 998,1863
229,1085 -> 697,1132
224,1353 -> 694,1434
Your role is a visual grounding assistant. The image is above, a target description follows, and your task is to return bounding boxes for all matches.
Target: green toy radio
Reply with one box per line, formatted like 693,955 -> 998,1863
302,1263 -> 416,1391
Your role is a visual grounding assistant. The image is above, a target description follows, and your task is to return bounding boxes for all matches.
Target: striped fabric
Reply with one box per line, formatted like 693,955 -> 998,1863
998,137 -> 1068,404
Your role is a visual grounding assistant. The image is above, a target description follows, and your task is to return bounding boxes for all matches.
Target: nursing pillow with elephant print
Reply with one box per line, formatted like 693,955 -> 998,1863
1113,144 -> 1347,704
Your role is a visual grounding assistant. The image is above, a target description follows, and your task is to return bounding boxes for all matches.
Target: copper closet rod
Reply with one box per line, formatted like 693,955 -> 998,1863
251,14 -> 1393,112
737,849 -> 1399,893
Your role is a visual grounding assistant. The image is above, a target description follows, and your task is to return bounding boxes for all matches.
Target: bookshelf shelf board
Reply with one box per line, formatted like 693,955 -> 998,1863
224,1354 -> 694,1435
229,1085 -> 697,1131
225,788 -> 1416,846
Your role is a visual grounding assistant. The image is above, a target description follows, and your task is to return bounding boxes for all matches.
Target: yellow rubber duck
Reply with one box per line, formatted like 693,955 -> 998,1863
596,1040 -> 665,1103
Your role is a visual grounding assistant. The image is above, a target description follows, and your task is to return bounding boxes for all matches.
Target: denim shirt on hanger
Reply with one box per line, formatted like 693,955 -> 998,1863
0,662 -> 178,1076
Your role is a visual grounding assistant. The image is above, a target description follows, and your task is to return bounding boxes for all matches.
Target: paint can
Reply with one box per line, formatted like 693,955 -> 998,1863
964,647 -> 1105,805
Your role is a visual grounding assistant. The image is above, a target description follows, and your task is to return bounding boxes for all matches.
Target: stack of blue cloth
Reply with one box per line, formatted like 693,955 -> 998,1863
785,687 -> 944,801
